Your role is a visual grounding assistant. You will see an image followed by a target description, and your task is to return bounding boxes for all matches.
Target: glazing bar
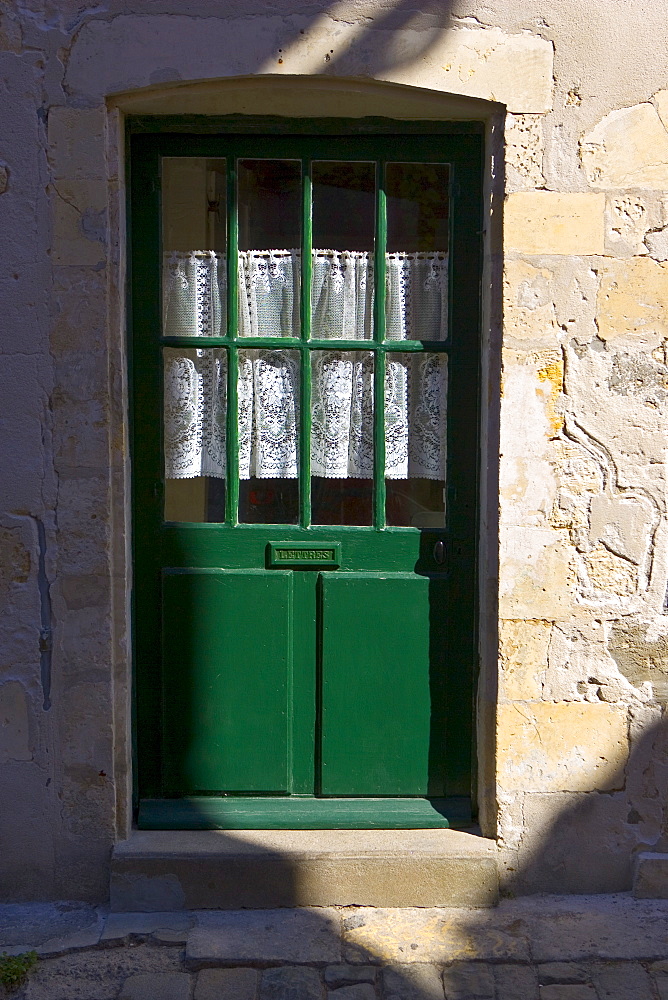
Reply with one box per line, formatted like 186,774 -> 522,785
373,161 -> 387,528
299,158 -> 312,527
225,157 -> 240,525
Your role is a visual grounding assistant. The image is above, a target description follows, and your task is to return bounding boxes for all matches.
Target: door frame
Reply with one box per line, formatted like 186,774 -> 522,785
127,115 -> 484,829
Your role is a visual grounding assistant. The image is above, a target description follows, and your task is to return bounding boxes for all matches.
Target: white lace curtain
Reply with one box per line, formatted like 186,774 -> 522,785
163,250 -> 448,481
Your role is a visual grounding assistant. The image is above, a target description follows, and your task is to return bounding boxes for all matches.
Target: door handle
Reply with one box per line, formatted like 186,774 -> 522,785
433,539 -> 446,565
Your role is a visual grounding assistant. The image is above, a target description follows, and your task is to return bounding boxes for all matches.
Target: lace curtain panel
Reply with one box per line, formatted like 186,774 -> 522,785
163,250 -> 448,481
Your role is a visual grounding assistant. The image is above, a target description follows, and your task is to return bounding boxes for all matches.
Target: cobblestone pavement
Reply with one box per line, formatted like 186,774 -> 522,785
2,896 -> 668,999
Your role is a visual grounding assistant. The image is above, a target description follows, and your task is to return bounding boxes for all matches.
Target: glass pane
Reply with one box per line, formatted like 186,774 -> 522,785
385,353 -> 447,527
386,163 -> 449,341
238,159 -> 301,338
311,351 -> 373,525
162,158 -> 228,339
311,161 -> 376,340
163,347 -> 227,522
238,349 -> 300,524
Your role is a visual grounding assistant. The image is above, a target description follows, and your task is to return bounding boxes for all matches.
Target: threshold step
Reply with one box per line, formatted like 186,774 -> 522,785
110,828 -> 499,911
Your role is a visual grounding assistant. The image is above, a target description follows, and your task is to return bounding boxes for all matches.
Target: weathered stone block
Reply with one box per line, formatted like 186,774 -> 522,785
327,985 -> 374,1000
589,960 -> 653,1000
498,620 -> 548,701
633,852 -> 668,898
539,987 -> 595,999
499,526 -> 576,619
442,962 -> 494,999
0,681 -> 32,764
496,702 -> 628,792
324,966 -> 376,988
505,113 -> 545,191
195,968 -> 258,1000
383,965 -> 443,1000
597,257 -> 668,346
47,108 -> 106,181
505,193 -> 605,255
50,179 -> 107,266
260,967 -> 322,1000
581,102 -> 668,189
515,792 -> 635,894
119,973 -> 191,1000
493,964 -> 538,1000
503,259 -> 559,346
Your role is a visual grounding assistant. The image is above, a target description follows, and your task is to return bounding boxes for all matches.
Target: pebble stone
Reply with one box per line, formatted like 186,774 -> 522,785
442,963 -> 494,1000
383,963 -> 444,1000
540,987 -> 597,1000
118,972 -> 192,1000
493,964 -> 539,999
260,966 -> 323,1000
326,985 -> 375,1000
325,966 -> 378,987
195,967 -> 259,1000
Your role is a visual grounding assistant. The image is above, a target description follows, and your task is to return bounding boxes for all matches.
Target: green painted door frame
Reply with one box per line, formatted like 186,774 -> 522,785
128,116 -> 484,829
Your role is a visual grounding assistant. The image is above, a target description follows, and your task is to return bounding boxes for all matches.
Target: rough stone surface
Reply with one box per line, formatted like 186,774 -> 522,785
537,965 -> 589,986
504,193 -> 606,255
496,701 -> 628,793
324,966 -> 377,987
383,964 -> 444,1000
326,985 -> 374,1000
187,910 -> 340,968
581,102 -> 668,189
493,965 -> 539,999
118,972 -> 192,1000
633,852 -> 668,898
442,963 -> 494,1000
539,988 -> 596,1000
589,961 -> 653,1000
195,968 -> 259,1000
259,967 -> 323,1000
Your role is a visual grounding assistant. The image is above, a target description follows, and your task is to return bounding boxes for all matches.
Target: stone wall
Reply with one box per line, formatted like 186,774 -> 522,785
1,0 -> 668,899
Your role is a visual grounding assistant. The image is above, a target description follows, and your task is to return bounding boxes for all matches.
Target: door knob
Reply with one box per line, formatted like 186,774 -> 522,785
433,539 -> 446,565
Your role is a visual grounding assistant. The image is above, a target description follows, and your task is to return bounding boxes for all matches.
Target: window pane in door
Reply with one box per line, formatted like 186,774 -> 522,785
386,162 -> 449,342
238,159 -> 301,339
238,349 -> 300,524
311,350 -> 374,526
311,161 -> 376,340
163,347 -> 227,522
385,352 -> 447,527
162,158 -> 228,339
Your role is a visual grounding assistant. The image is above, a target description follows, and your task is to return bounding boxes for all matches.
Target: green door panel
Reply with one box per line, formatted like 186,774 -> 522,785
319,572 -> 434,796
162,568 -> 291,794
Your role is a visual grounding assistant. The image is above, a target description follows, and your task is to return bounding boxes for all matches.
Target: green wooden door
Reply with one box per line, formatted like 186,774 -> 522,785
130,119 -> 482,829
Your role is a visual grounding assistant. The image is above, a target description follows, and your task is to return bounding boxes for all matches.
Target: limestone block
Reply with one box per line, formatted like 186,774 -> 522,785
499,526 -> 576,619
0,681 -> 32,763
634,853 -> 668,898
496,701 -> 628,792
505,193 -> 605,255
66,17 -> 554,113
503,259 -> 559,346
581,103 -> 668,190
542,623 -> 645,705
50,180 -> 107,267
515,791 -> 635,894
605,194 -> 667,258
499,351 -> 561,527
645,226 -> 668,261
47,108 -> 106,181
499,620 -> 549,701
505,114 -> 545,192
656,91 -> 668,131
597,258 -> 668,346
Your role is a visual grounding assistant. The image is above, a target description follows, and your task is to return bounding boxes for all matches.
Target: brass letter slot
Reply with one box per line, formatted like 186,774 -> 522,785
268,543 -> 341,569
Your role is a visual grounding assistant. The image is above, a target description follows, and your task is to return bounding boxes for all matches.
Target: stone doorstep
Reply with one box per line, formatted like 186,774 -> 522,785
110,829 -> 499,911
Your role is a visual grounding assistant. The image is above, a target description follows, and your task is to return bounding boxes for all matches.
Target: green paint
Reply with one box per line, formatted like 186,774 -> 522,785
139,796 -> 476,830
130,122 -> 483,828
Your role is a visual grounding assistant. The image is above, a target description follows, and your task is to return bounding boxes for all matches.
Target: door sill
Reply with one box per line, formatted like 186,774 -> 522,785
138,796 -> 472,830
